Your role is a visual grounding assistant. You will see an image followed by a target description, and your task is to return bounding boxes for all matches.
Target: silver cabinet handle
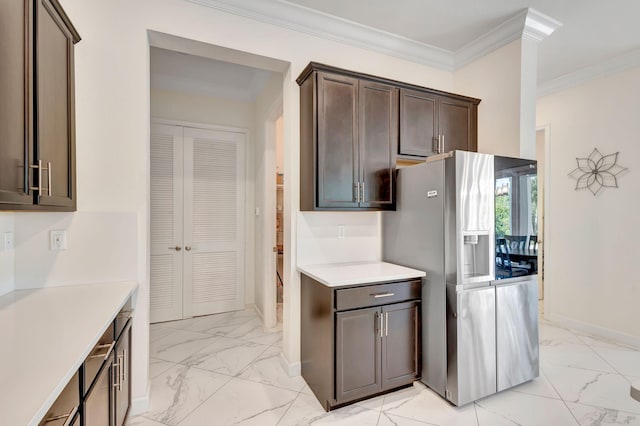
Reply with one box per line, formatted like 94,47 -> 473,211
378,312 -> 383,338
185,246 -> 192,251
385,312 -> 389,336
169,246 -> 182,251
440,134 -> 445,153
122,348 -> 127,382
360,181 -> 365,203
43,406 -> 78,425
47,161 -> 52,197
371,292 -> 395,298
29,160 -> 50,194
112,358 -> 122,390
355,182 -> 360,203
89,341 -> 115,359
433,136 -> 438,153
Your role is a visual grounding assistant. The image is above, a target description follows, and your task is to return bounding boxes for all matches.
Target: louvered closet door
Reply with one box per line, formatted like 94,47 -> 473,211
183,127 -> 246,317
150,124 -> 184,323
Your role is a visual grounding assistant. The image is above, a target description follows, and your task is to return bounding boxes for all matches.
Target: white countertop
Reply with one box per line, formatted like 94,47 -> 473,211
298,261 -> 425,287
0,282 -> 137,426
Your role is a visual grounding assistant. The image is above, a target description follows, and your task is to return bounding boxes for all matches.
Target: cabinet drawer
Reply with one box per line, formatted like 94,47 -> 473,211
83,326 -> 115,395
335,280 -> 421,311
38,371 -> 79,426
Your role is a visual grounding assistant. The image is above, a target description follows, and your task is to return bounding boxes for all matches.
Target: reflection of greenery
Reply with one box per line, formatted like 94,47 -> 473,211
530,176 -> 538,234
496,194 -> 510,238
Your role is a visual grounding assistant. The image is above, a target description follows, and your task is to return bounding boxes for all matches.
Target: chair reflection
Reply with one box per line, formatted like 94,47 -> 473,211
496,238 -> 529,279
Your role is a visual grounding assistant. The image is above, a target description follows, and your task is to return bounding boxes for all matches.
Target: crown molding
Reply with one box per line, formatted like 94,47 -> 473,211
538,49 -> 640,97
187,0 -> 453,70
455,8 -> 561,68
523,9 -> 563,42
454,9 -> 528,69
186,1 -> 563,74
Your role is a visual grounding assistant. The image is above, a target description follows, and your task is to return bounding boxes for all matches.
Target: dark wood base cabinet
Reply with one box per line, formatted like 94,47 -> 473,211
301,275 -> 420,411
40,299 -> 133,426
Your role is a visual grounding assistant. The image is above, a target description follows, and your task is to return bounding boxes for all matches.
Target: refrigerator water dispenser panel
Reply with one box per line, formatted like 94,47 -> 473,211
462,233 -> 491,279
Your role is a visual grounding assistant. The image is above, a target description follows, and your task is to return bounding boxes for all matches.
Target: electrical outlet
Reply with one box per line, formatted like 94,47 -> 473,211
50,230 -> 67,251
337,225 -> 346,239
3,232 -> 14,250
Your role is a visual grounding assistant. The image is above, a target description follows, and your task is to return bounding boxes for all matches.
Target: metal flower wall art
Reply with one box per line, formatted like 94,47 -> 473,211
568,148 -> 627,195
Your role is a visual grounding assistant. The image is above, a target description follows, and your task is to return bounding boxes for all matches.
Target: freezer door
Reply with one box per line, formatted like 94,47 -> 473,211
496,279 -> 539,391
446,285 -> 496,405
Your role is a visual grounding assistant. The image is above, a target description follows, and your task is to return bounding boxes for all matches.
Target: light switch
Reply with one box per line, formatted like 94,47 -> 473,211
50,230 -> 67,250
337,225 -> 346,239
3,232 -> 14,250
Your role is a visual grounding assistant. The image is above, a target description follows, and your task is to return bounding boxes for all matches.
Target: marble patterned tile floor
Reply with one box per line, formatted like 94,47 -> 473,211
130,308 -> 640,426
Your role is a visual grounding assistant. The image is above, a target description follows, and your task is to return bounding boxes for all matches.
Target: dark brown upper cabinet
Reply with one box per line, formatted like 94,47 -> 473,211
298,63 -> 480,210
299,64 -> 397,211
0,0 -> 80,211
399,88 -> 480,158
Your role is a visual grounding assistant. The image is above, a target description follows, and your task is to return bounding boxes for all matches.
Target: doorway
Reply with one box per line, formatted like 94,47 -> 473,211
150,122 -> 246,323
275,114 -> 284,324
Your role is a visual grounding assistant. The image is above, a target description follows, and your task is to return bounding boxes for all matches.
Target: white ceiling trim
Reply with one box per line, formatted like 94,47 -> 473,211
186,1 -> 562,81
537,48 -> 640,97
187,0 -> 453,69
455,9 -> 560,68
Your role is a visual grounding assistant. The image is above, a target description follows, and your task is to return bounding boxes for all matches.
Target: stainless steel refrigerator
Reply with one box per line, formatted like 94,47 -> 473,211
383,150 -> 539,406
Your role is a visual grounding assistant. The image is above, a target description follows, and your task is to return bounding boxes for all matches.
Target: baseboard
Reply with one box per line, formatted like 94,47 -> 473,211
549,313 -> 640,349
279,351 -> 301,377
129,382 -> 150,417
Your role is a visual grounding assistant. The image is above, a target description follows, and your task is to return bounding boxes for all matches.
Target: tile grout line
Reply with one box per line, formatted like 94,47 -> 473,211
573,331 -> 633,379
539,368 -> 581,425
173,373 -> 235,426
275,388 -> 305,425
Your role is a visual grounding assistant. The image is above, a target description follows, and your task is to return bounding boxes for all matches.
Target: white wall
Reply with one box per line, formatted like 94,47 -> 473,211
297,212 -> 381,266
151,87 -> 258,306
0,214 -> 15,296
13,212 -> 138,288
24,0 -> 454,410
537,66 -> 640,344
253,74 -> 283,320
454,40 -> 522,157
151,88 -> 255,129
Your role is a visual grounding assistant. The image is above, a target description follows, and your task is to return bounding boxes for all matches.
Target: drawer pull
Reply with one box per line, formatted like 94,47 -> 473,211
372,292 -> 395,298
43,406 -> 78,425
89,341 -> 115,360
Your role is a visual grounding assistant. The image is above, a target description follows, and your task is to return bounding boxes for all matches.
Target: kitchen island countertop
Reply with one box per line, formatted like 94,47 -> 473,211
0,281 -> 137,426
297,261 -> 425,287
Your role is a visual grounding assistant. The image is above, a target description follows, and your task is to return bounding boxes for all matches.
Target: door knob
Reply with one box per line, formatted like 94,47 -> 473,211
169,246 -> 182,251
185,246 -> 192,251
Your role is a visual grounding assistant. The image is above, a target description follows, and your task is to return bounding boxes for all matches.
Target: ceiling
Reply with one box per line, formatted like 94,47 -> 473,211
150,47 -> 275,102
284,0 -> 640,84
155,1 -> 640,98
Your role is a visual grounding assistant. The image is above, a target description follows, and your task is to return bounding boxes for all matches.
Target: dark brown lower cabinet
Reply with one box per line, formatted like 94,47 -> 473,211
78,302 -> 132,426
336,307 -> 381,403
114,322 -> 132,426
301,274 -> 420,411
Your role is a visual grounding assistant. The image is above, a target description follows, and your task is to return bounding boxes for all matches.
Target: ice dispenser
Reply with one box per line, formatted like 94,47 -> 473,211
462,232 -> 491,281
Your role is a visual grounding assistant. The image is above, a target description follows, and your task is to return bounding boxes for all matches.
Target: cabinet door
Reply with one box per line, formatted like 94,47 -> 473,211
359,80 -> 397,208
399,89 -> 438,157
381,301 -> 419,390
83,361 -> 112,426
114,324 -> 132,426
0,0 -> 33,205
438,96 -> 476,153
35,0 -> 76,208
335,307 -> 381,403
316,72 -> 359,209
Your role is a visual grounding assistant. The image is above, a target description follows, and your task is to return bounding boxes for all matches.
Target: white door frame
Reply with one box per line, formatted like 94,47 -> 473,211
150,117 -> 251,320
536,124 -> 551,320
262,97 -> 283,329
